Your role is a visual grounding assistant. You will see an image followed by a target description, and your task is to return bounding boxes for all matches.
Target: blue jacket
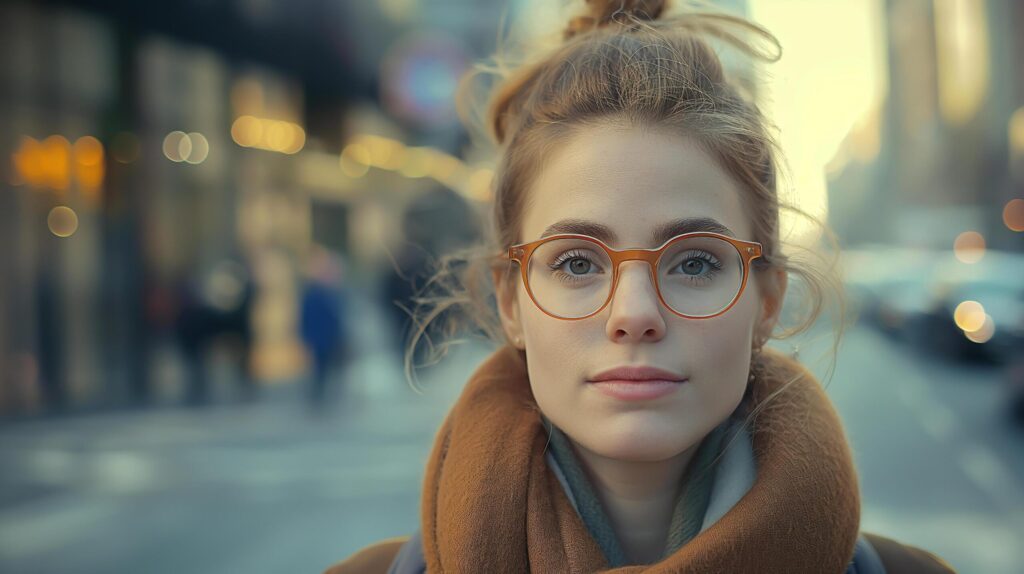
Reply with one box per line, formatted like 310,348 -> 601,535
379,528 -> 889,574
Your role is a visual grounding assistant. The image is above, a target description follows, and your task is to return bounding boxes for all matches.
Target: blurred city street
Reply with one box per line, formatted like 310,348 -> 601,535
2,0 -> 1023,572
2,310 -> 1024,573
0,289 -> 468,574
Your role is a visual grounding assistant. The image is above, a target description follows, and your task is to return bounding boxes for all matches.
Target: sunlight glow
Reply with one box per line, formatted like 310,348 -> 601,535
750,0 -> 886,247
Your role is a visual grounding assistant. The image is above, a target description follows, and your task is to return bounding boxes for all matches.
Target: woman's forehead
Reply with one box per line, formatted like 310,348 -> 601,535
521,125 -> 751,245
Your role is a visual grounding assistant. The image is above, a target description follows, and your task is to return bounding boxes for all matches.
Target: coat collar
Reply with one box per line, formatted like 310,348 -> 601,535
420,344 -> 861,572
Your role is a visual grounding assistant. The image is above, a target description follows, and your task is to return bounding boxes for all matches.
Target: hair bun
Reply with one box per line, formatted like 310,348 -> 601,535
564,0 -> 669,40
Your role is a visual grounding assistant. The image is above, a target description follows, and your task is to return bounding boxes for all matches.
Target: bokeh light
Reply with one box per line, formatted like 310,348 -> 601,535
13,135 -> 106,193
163,131 -> 210,164
380,34 -> 468,127
953,300 -> 987,333
230,116 -> 304,154
466,168 -> 494,202
398,147 -> 433,178
1010,106 -> 1024,159
12,136 -> 45,187
282,125 -> 305,155
185,132 -> 209,164
73,136 -> 103,166
47,206 -> 79,237
428,152 -> 461,183
41,135 -> 71,192
337,133 -> 494,201
231,116 -> 263,147
366,136 -> 405,170
953,231 -> 986,263
340,144 -> 371,178
73,136 -> 105,198
963,313 -> 995,344
934,0 -> 989,126
163,131 -> 190,162
1003,198 -> 1024,232
264,121 -> 292,152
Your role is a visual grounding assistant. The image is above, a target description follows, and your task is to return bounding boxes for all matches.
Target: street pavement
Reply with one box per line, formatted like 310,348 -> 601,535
1,318 -> 1022,573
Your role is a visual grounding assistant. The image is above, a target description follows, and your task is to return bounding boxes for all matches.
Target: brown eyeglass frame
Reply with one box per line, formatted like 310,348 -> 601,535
504,232 -> 764,321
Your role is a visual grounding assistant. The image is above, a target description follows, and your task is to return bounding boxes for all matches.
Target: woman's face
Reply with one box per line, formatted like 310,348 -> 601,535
496,122 -> 785,463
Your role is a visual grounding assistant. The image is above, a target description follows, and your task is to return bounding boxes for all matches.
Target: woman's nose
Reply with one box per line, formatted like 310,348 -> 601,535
605,261 -> 667,343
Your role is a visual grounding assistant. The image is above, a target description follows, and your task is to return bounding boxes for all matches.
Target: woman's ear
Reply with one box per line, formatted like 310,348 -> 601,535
492,267 -> 526,349
756,268 -> 787,345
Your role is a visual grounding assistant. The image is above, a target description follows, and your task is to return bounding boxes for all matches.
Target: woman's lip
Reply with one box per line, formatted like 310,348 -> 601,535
588,380 -> 686,401
588,366 -> 687,382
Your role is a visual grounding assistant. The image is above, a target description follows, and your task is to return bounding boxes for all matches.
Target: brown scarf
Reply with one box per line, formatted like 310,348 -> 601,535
420,344 -> 861,573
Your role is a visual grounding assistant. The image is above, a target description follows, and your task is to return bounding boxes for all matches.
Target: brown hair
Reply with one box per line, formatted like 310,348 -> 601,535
403,0 -> 848,429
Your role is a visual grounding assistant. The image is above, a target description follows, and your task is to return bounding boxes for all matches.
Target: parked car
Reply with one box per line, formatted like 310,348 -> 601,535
907,251 -> 1024,364
843,247 -> 1024,365
841,246 -> 937,334
1005,355 -> 1024,425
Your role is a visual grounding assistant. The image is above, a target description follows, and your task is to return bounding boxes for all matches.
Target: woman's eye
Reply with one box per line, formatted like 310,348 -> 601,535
549,250 -> 603,277
680,258 -> 706,275
567,258 -> 592,275
669,251 -> 721,280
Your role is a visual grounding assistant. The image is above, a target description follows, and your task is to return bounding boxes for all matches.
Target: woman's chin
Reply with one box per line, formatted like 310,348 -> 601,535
578,423 -> 702,462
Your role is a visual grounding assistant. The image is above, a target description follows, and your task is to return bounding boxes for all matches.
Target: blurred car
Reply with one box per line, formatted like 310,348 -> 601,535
873,278 -> 937,339
843,247 -> 1024,365
1005,355 -> 1024,425
841,246 -> 938,336
906,251 -> 1024,364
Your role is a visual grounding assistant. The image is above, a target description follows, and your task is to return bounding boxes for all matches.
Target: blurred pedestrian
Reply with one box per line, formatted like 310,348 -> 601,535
174,258 -> 256,406
299,245 -> 349,409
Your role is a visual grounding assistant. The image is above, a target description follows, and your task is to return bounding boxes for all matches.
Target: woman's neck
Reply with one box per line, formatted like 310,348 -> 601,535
570,440 -> 699,565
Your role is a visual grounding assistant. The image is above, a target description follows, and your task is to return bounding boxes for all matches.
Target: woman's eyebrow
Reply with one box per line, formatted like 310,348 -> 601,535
652,217 -> 736,244
539,217 -> 736,245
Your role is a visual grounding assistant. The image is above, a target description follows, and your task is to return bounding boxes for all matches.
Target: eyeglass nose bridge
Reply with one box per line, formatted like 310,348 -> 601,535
603,249 -> 666,309
607,249 -> 660,279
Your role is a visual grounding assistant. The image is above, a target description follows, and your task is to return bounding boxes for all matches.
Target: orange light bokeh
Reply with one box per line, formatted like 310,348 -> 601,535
953,300 -> 986,332
963,313 -> 995,343
1003,198 -> 1024,232
13,135 -> 105,197
953,231 -> 986,263
231,116 -> 305,154
41,135 -> 71,192
74,136 -> 105,201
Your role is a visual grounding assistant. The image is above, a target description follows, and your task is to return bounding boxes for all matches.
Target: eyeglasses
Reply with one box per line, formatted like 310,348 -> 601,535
504,232 -> 763,320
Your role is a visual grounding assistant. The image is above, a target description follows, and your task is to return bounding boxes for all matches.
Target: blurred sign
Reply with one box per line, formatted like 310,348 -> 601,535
381,33 -> 469,128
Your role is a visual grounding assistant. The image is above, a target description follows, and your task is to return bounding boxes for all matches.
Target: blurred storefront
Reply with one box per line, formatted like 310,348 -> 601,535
0,0 -> 505,415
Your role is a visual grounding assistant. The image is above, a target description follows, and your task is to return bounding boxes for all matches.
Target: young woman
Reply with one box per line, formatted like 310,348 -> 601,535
326,1 -> 957,572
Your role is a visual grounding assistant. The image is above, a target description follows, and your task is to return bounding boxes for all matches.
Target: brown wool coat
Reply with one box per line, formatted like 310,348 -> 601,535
324,346 -> 957,574
324,532 -> 956,574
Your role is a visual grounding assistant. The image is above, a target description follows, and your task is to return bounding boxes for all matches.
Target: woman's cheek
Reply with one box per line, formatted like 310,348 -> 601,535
686,301 -> 757,407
